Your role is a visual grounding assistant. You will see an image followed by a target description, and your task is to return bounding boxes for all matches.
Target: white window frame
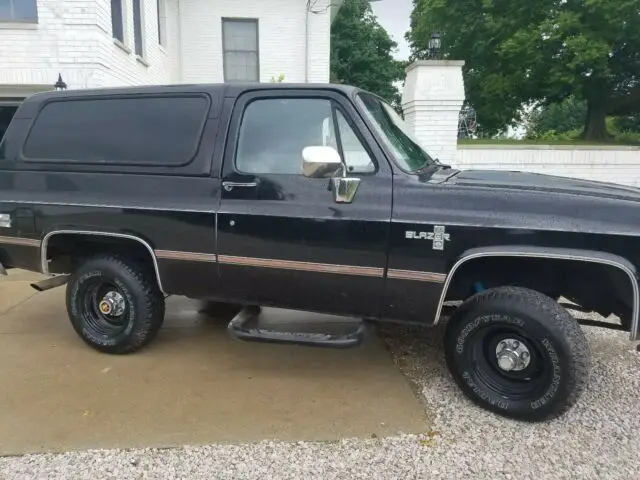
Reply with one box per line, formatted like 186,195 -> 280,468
0,0 -> 38,23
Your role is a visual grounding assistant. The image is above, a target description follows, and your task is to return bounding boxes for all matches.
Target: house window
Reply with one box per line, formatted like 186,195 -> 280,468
222,19 -> 259,82
0,0 -> 38,23
111,0 -> 124,42
133,0 -> 145,57
157,0 -> 167,46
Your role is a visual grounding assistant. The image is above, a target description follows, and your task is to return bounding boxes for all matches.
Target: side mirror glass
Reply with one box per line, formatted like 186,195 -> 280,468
302,146 -> 344,178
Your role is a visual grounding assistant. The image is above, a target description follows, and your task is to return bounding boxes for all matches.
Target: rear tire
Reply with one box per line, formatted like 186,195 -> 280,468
444,286 -> 589,421
66,254 -> 165,354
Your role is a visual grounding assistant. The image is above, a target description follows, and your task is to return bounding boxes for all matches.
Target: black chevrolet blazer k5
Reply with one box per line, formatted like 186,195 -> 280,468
0,83 -> 638,421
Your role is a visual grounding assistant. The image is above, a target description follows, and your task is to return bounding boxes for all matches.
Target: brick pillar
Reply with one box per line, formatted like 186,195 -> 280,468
402,60 -> 465,166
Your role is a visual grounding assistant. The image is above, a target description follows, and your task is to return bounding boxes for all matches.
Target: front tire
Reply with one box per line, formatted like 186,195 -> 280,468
66,254 -> 165,354
444,286 -> 589,421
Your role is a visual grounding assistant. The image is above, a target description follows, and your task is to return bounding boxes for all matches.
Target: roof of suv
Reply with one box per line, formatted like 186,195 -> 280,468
24,83 -> 362,105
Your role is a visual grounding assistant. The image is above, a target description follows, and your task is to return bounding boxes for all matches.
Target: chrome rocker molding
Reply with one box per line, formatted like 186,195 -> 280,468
433,246 -> 640,341
40,230 -> 166,294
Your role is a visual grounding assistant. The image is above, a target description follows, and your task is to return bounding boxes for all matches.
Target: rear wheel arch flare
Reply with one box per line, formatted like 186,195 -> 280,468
40,230 -> 165,294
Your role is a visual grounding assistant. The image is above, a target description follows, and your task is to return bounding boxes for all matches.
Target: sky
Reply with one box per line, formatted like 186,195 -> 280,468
370,0 -> 413,60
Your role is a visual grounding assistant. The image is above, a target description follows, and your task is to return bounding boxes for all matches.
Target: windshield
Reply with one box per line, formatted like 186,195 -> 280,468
357,93 -> 436,172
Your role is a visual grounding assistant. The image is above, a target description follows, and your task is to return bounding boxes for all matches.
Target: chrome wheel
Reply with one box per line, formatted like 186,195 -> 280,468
495,338 -> 531,372
99,290 -> 126,317
80,280 -> 130,336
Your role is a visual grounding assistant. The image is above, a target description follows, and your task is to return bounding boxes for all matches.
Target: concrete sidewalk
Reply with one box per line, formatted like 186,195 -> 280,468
0,271 -> 427,455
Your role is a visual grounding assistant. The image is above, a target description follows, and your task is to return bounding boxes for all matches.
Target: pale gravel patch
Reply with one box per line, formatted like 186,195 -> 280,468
1,313 -> 639,480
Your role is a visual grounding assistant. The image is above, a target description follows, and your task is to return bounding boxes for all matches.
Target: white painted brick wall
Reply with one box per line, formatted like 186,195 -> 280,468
94,0 -> 175,87
456,146 -> 640,188
179,0 -> 331,84
0,0 -> 173,91
0,0 -> 330,95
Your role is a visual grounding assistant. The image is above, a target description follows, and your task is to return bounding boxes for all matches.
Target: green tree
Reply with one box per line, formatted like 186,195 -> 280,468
408,0 -> 640,141
330,0 -> 405,106
526,97 -> 587,138
614,113 -> 640,133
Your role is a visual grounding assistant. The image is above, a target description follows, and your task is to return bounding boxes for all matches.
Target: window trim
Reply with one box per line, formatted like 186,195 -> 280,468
110,0 -> 125,43
20,93 -> 212,168
0,0 -> 38,23
222,18 -> 260,83
233,96 -> 379,177
132,0 -> 146,58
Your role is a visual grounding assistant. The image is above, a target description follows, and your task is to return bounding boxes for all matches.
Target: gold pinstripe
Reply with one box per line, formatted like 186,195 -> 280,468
0,235 -> 40,247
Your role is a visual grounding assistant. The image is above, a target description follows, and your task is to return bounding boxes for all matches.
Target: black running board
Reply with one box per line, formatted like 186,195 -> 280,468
227,306 -> 366,348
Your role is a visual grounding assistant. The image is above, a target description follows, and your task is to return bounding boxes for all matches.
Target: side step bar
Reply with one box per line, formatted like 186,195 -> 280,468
227,306 -> 367,348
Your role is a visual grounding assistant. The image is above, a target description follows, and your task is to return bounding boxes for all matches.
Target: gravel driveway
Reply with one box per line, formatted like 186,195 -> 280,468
1,315 -> 639,480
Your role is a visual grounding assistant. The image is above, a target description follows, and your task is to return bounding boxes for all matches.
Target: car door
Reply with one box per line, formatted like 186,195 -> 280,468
216,89 -> 393,318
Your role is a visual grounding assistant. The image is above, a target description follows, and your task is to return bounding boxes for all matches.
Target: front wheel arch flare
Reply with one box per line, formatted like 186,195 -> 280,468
434,247 -> 639,340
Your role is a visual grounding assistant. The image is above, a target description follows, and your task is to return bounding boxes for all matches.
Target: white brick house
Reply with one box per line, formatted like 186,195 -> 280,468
0,0 -> 345,136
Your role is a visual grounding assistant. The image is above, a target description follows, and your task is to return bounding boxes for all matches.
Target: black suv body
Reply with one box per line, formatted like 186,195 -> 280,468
0,83 -> 638,421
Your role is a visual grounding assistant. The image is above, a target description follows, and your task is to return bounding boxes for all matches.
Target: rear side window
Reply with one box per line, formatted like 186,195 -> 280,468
23,96 -> 209,166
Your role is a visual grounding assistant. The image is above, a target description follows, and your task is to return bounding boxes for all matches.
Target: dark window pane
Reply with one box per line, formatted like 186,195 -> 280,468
133,0 -> 143,56
236,99 -> 333,174
0,106 -> 18,143
0,0 -> 37,22
111,0 -> 123,42
24,96 -> 208,166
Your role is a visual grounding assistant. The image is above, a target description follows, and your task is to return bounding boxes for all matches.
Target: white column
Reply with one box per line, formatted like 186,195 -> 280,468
402,60 -> 465,166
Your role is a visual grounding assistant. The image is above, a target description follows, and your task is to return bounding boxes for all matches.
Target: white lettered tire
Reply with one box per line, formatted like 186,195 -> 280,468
444,286 -> 590,421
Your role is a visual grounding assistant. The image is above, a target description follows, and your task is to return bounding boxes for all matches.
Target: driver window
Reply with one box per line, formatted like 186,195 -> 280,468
236,98 -> 336,174
235,97 -> 375,175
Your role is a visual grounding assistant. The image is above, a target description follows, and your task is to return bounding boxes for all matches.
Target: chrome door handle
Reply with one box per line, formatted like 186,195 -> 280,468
222,181 -> 258,192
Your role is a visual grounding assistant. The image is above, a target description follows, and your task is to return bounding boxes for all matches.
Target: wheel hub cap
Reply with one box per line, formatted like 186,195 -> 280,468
98,291 -> 126,317
495,338 -> 530,372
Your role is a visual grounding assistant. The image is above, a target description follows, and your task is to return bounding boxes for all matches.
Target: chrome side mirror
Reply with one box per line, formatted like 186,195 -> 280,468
301,145 -> 361,204
302,146 -> 343,178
